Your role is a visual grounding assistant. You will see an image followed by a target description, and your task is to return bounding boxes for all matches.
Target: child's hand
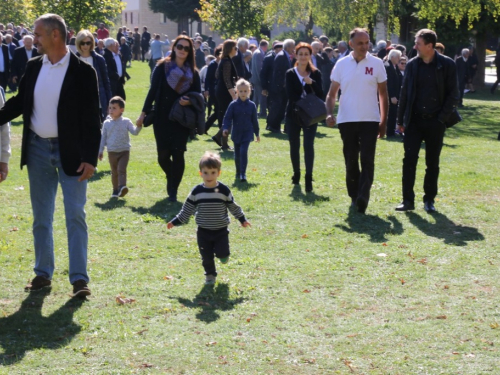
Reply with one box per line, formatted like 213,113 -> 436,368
242,221 -> 251,228
98,153 -> 103,161
222,130 -> 229,137
167,222 -> 174,229
256,136 -> 260,143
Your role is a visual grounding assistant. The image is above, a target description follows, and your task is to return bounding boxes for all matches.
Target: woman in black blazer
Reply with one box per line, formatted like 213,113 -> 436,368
213,39 -> 239,150
137,35 -> 201,202
286,42 -> 324,192
384,49 -> 403,137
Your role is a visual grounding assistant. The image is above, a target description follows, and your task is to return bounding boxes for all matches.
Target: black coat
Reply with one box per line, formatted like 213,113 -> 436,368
272,50 -> 293,93
285,68 -> 323,118
0,52 -> 101,174
103,48 -> 125,95
11,46 -> 39,80
232,50 -> 251,80
195,48 -> 205,70
260,51 -> 275,91
1,44 -> 10,75
397,51 -> 459,128
385,60 -> 403,99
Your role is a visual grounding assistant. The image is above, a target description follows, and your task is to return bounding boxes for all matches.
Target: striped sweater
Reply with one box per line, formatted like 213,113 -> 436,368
171,182 -> 247,229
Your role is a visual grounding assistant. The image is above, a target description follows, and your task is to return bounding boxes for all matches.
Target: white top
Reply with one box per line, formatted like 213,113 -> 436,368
26,49 -> 33,60
0,87 -> 11,163
30,49 -> 71,138
79,55 -> 93,65
0,48 -> 4,72
113,52 -> 123,77
99,116 -> 142,153
331,52 -> 387,124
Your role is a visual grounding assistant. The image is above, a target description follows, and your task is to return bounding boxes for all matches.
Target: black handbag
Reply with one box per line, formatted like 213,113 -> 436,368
445,108 -> 462,128
143,106 -> 155,127
294,92 -> 327,127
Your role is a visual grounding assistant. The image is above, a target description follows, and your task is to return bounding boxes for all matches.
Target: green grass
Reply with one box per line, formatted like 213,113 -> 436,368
1,62 -> 499,374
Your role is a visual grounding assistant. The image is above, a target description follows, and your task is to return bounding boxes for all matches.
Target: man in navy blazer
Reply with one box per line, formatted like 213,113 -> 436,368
0,33 -> 10,90
0,14 -> 101,298
267,39 -> 295,133
11,36 -> 39,85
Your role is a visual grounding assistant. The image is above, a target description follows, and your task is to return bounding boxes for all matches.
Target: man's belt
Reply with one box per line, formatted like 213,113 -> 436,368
413,111 -> 439,120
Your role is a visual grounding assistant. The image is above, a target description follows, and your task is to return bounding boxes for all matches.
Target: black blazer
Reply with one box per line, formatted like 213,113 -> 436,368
103,48 -> 125,87
232,50 -> 251,80
285,68 -> 323,117
272,50 -> 293,93
11,46 -> 39,79
0,52 -> 101,175
260,51 -> 275,91
385,61 -> 402,99
1,44 -> 10,75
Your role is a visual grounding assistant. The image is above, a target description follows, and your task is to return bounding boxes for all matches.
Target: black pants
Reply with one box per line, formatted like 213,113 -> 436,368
402,116 -> 446,204
458,78 -> 465,105
338,122 -> 379,205
206,94 -> 218,130
197,227 -> 230,276
157,148 -> 185,198
141,46 -> 148,62
287,116 -> 317,176
267,92 -> 287,132
387,103 -> 398,136
0,72 -> 7,91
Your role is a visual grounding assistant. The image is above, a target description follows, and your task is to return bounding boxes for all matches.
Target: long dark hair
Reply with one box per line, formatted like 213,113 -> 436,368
158,35 -> 196,70
222,39 -> 237,59
294,42 -> 316,72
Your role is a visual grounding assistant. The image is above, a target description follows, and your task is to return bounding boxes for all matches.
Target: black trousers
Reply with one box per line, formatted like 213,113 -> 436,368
402,116 -> 446,204
0,72 -> 7,91
338,122 -> 379,205
267,91 -> 287,132
387,103 -> 398,136
287,116 -> 317,176
157,148 -> 185,198
197,227 -> 230,276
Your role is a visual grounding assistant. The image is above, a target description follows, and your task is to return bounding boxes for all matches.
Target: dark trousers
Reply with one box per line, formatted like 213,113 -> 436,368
141,46 -> 148,62
234,141 -> 251,178
387,103 -> 398,136
0,72 -> 7,91
157,148 -> 185,199
267,92 -> 287,132
402,116 -> 446,204
338,122 -> 379,205
197,227 -> 230,276
287,116 -> 317,176
492,66 -> 500,92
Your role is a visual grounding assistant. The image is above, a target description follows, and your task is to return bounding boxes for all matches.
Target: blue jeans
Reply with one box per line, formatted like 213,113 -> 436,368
26,130 -> 89,284
233,141 -> 251,178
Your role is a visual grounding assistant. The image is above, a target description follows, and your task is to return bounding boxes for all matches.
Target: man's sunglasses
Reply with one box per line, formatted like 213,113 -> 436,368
176,44 -> 191,52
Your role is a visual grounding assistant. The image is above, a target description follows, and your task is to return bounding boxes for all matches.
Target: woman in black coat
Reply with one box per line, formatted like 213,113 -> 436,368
384,49 -> 403,137
137,35 -> 201,202
212,39 -> 239,150
285,42 -> 324,192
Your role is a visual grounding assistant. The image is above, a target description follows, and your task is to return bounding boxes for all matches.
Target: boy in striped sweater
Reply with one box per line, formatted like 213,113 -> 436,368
167,152 -> 251,284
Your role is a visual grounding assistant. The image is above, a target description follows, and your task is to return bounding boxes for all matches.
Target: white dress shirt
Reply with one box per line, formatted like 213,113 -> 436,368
113,52 -> 123,77
30,49 -> 71,138
26,48 -> 33,60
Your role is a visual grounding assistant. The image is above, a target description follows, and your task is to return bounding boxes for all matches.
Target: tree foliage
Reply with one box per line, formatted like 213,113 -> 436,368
197,0 -> 266,38
31,0 -> 123,31
149,0 -> 201,22
0,1 -> 34,27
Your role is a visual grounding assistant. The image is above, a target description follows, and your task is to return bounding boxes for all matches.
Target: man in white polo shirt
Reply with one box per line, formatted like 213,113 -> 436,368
0,14 -> 101,297
326,27 -> 388,214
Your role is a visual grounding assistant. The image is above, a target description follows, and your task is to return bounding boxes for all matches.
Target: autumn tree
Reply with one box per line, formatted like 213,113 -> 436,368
197,0 -> 266,38
0,1 -> 34,27
149,0 -> 201,35
31,0 -> 123,31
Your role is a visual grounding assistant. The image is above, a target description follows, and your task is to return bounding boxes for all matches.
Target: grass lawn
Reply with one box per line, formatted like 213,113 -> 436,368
1,61 -> 499,374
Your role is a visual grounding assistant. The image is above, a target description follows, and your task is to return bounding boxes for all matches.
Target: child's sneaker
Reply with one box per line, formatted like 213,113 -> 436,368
220,256 -> 229,264
111,189 -> 119,198
205,275 -> 216,285
118,186 -> 129,197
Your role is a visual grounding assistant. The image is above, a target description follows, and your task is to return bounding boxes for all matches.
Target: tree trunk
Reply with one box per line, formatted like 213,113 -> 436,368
474,30 -> 487,89
304,11 -> 314,43
177,16 -> 189,35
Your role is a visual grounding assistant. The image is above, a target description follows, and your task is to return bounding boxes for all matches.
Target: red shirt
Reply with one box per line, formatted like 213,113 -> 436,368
97,28 -> 109,40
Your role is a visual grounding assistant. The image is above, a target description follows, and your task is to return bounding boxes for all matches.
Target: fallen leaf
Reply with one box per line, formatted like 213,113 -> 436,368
377,253 -> 388,257
444,285 -> 450,289
10,227 -> 19,232
347,333 -> 358,338
436,315 -> 447,319
301,234 -> 308,238
490,322 -> 499,329
115,295 -> 136,305
417,258 -> 427,265
400,278 -> 405,285
303,358 -> 316,364
250,313 -> 258,317
136,329 -> 148,335
407,251 -> 415,259
140,363 -> 153,368
252,168 -> 257,171
164,275 -> 174,280
303,289 -> 311,293
246,318 -> 252,323
305,249 -> 310,252
382,243 -> 388,246
452,351 -> 460,355
488,260 -> 494,265
206,341 -> 217,346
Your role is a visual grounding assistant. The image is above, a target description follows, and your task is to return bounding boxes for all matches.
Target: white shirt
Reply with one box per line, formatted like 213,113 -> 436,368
26,48 -> 33,60
0,48 -> 4,72
113,52 -> 123,77
30,49 -> 71,138
0,87 -> 11,164
79,55 -> 93,65
331,52 -> 387,124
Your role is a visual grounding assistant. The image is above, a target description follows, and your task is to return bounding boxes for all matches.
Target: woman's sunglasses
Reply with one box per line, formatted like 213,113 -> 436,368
176,44 -> 191,52
80,41 -> 92,46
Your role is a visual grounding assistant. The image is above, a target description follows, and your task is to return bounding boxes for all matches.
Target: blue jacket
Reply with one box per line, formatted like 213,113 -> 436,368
222,98 -> 259,144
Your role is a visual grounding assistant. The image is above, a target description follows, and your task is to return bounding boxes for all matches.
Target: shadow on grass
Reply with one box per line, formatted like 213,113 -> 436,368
89,169 -> 111,183
406,211 -> 484,246
94,198 -> 126,211
335,207 -> 404,242
262,131 -> 288,140
0,289 -> 85,365
176,283 -> 244,323
232,180 -> 260,191
289,185 -> 331,205
129,197 -> 182,221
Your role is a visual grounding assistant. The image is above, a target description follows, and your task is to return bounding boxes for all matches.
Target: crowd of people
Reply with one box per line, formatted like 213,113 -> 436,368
0,13 -> 471,292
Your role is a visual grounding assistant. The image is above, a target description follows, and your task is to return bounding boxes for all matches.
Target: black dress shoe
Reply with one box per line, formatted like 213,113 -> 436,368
395,201 -> 415,211
356,198 -> 367,214
424,201 -> 436,213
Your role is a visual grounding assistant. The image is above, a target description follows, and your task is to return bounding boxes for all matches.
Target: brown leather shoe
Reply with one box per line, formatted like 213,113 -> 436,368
25,275 -> 51,291
72,280 -> 91,298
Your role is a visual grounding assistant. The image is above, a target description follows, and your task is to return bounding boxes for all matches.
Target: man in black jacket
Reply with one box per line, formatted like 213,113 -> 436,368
0,33 -> 10,90
396,29 -> 459,213
232,38 -> 252,80
260,42 -> 282,124
11,36 -> 39,85
141,26 -> 151,62
104,38 -> 126,99
0,14 -> 101,297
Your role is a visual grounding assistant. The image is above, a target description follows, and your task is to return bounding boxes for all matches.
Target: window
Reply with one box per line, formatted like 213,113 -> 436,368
160,14 -> 168,24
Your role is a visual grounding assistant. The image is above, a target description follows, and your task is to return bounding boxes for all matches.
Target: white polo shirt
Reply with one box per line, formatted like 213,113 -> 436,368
331,52 -> 387,124
30,49 -> 71,138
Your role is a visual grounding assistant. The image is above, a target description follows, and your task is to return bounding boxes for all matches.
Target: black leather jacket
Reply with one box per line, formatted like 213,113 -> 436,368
397,51 -> 459,128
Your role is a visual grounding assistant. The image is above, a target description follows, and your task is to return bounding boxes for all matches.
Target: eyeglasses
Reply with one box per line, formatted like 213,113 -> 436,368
176,44 -> 191,52
399,62 -> 407,65
80,41 -> 92,46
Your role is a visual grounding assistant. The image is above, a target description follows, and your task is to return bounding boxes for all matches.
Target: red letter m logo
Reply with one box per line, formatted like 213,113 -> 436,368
365,67 -> 373,75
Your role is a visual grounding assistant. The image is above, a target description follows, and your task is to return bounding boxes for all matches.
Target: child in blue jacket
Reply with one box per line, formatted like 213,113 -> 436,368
222,79 -> 260,182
